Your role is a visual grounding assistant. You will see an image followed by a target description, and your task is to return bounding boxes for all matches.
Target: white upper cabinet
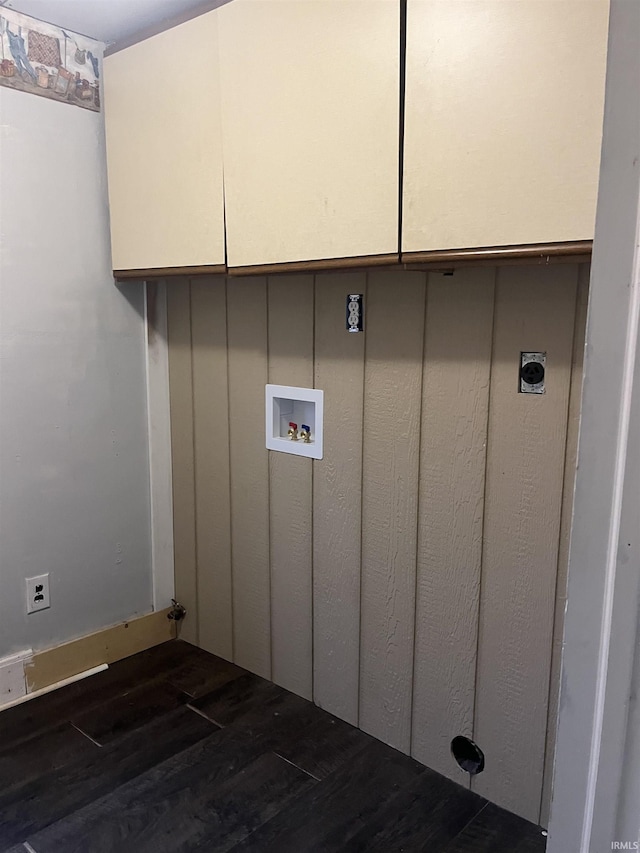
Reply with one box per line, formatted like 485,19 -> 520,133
104,12 -> 225,272
103,0 -> 609,272
218,0 -> 400,269
402,0 -> 610,255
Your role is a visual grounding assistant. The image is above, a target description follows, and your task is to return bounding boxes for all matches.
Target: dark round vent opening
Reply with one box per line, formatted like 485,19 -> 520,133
451,736 -> 485,775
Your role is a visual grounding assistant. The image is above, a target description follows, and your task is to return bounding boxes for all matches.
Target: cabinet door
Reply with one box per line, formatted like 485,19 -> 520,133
218,0 -> 400,270
402,0 -> 609,255
104,12 -> 225,272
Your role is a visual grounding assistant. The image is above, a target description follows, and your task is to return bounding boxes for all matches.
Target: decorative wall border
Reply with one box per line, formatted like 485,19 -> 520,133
0,7 -> 101,111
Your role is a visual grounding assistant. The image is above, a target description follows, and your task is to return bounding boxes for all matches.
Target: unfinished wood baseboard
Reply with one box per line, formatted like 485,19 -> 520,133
24,608 -> 176,694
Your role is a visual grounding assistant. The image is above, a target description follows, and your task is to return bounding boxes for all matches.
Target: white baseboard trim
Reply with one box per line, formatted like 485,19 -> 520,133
0,664 -> 108,712
0,649 -> 32,705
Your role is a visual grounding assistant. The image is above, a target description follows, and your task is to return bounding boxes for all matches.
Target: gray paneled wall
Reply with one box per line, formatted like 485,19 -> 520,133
166,265 -> 588,825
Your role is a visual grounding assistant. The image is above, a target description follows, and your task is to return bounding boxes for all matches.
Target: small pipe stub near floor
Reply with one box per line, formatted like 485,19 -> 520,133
167,599 -> 186,622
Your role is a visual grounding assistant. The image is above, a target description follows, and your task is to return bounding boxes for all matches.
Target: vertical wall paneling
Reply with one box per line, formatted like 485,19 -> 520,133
169,264 -> 588,821
227,278 -> 271,677
360,271 -> 426,753
540,263 -> 590,825
166,280 -> 198,644
411,269 -> 495,784
191,278 -> 233,659
145,280 -> 175,611
313,272 -> 367,725
267,276 -> 314,699
472,265 -> 578,822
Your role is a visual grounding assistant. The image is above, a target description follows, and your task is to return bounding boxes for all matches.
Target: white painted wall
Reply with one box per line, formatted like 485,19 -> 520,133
0,85 -> 153,658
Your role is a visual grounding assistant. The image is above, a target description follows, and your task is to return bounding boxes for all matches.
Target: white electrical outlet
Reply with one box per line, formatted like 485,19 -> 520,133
26,574 -> 50,614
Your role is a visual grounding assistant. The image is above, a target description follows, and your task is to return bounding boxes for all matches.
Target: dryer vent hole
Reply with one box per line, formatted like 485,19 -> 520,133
451,736 -> 485,775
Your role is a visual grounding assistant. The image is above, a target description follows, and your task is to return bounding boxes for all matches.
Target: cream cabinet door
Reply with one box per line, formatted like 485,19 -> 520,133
104,12 -> 225,272
403,0 -> 609,255
218,0 -> 400,270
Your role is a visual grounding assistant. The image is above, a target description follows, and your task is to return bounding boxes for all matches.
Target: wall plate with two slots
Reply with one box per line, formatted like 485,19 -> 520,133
26,574 -> 50,614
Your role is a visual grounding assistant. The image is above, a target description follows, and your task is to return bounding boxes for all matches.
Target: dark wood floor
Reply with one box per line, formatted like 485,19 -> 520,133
0,640 -> 546,852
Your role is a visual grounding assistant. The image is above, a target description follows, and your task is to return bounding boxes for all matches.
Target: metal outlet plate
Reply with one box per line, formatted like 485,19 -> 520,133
520,352 -> 546,394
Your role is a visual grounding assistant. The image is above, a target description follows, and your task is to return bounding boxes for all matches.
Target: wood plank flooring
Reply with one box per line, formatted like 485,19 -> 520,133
0,640 -> 547,852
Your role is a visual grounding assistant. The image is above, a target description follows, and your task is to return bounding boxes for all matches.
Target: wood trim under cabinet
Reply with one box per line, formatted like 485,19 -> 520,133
114,264 -> 228,281
402,240 -> 592,268
114,242 -> 591,281
227,253 -> 400,277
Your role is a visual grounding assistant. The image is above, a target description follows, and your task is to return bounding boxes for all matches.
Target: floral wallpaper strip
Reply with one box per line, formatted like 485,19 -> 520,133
0,7 -> 102,112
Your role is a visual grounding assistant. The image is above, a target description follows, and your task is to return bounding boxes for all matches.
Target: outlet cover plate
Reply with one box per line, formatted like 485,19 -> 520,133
26,574 -> 50,614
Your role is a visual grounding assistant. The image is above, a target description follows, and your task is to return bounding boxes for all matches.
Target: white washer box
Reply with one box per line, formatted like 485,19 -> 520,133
265,385 -> 323,460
